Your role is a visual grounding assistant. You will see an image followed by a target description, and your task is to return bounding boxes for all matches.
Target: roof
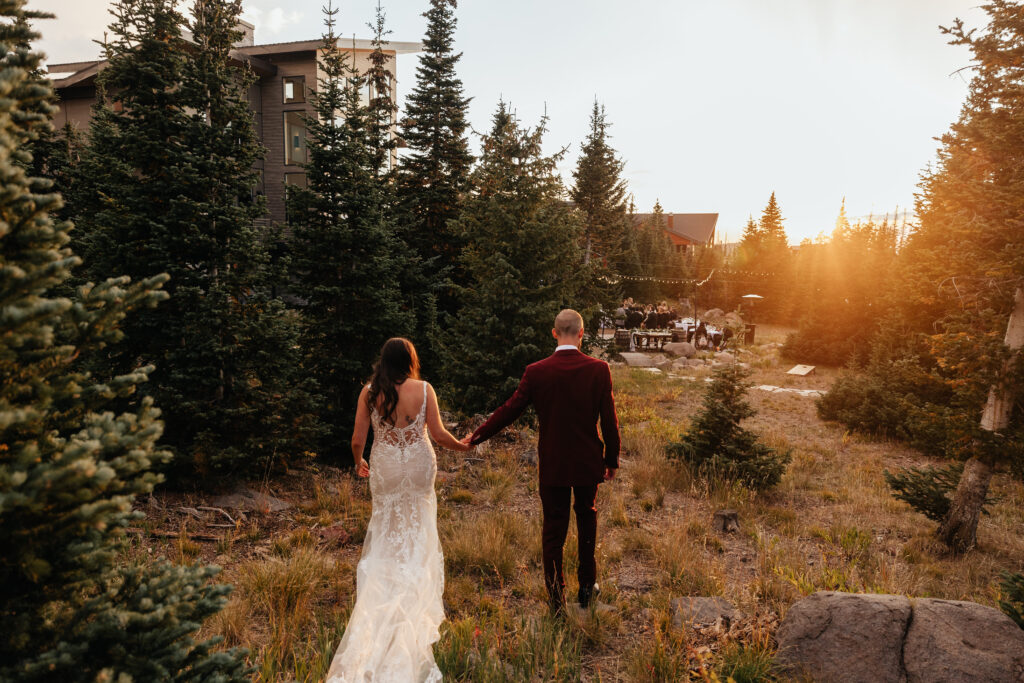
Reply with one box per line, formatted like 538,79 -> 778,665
48,36 -> 422,90
633,212 -> 719,244
236,38 -> 422,56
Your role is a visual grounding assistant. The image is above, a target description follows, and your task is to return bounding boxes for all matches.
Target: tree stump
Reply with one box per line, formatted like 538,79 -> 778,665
712,509 -> 739,533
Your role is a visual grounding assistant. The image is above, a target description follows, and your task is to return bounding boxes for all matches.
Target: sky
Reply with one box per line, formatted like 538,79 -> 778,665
37,0 -> 986,244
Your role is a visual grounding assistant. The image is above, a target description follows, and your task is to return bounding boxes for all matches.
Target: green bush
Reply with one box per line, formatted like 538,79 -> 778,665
884,462 -> 997,523
884,463 -> 964,522
667,365 -> 790,490
999,571 -> 1024,630
781,318 -> 868,367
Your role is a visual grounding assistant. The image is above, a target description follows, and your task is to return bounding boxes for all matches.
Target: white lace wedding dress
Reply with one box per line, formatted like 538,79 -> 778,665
326,382 -> 445,683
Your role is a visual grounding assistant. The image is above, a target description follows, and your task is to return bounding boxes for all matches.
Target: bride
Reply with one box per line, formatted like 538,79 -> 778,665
326,338 -> 470,683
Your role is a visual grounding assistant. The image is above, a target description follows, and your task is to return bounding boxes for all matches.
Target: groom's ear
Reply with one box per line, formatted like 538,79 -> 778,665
552,328 -> 559,340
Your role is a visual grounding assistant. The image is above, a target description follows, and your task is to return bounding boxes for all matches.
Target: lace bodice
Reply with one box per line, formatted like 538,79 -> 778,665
326,380 -> 443,683
369,381 -> 428,454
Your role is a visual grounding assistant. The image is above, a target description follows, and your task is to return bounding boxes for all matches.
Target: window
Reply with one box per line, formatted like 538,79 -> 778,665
283,76 -> 305,103
284,172 -> 307,189
284,111 -> 307,165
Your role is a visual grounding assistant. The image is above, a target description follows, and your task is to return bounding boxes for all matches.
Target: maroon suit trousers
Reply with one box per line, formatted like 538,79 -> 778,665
540,483 -> 598,605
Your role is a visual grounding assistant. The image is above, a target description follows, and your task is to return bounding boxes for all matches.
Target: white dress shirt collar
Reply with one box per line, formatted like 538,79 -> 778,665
555,344 -> 580,352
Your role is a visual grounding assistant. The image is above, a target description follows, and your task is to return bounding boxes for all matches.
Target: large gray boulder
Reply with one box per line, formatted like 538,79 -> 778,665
619,352 -> 655,368
904,598 -> 1024,683
663,341 -> 696,358
777,591 -> 1024,683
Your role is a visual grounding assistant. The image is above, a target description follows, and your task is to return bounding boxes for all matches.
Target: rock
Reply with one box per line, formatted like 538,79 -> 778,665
687,358 -> 705,367
777,592 -> 911,683
663,341 -> 696,358
714,352 -> 736,364
904,598 -> 1024,682
211,487 -> 291,513
776,591 -> 1024,683
521,446 -> 538,465
316,523 -> 351,548
712,509 -> 739,533
619,352 -> 656,368
671,596 -> 744,629
655,358 -> 674,372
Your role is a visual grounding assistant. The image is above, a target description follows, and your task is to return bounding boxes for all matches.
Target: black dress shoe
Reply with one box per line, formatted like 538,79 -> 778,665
578,583 -> 600,608
548,598 -> 566,617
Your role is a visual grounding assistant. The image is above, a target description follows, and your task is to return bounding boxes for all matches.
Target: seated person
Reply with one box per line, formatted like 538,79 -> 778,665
719,327 -> 734,349
691,321 -> 709,348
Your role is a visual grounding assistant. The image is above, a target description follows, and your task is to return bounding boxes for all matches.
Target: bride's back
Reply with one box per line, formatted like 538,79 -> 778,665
373,379 -> 426,428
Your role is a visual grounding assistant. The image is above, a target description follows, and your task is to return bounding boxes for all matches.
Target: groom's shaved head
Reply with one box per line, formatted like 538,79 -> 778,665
554,309 -> 584,337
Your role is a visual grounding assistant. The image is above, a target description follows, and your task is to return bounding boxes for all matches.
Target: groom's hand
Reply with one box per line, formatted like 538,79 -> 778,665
604,467 -> 617,481
459,434 -> 474,448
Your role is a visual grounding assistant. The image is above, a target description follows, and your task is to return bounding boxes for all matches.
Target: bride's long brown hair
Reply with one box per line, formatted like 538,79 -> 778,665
366,338 -> 421,425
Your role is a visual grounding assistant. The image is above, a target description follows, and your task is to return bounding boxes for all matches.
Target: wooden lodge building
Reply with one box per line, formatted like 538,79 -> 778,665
632,212 -> 719,254
49,19 -> 421,225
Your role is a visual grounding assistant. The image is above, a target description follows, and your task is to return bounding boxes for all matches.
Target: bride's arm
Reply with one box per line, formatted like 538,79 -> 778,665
351,385 -> 371,476
425,383 -> 471,451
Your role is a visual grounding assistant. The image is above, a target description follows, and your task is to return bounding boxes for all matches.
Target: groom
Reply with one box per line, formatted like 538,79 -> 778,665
462,309 -> 620,613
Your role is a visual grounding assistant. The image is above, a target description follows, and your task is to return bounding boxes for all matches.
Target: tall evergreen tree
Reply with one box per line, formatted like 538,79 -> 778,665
630,200 -> 684,302
397,0 -> 473,316
758,191 -> 789,254
441,103 -> 593,414
895,1 -> 1024,551
72,0 -> 319,476
0,2 -> 247,677
569,100 -> 634,316
736,214 -> 761,267
570,100 -> 631,267
365,0 -> 397,179
287,3 -> 414,455
740,192 -> 792,320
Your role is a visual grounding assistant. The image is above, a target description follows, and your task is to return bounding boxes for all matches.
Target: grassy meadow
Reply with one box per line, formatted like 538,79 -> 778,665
128,325 -> 1024,681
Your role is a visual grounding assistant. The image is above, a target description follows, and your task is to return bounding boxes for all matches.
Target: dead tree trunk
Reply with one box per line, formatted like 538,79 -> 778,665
938,287 -> 1024,552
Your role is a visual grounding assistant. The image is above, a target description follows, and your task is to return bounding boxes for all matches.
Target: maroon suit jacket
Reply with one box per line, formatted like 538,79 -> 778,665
470,348 -> 620,486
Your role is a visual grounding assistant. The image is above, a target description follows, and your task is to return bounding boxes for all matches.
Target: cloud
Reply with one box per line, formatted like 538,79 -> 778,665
241,5 -> 303,37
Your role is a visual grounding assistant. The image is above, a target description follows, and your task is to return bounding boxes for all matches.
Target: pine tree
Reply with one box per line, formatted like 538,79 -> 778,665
569,99 -> 634,316
667,365 -> 790,490
570,100 -> 632,267
396,0 -> 473,314
736,214 -> 761,268
441,103 -> 593,414
739,192 -> 792,320
631,200 -> 683,302
72,0 -> 319,476
758,191 -> 788,253
287,3 -> 414,455
365,0 -> 397,179
0,2 -> 248,677
893,2 -> 1024,551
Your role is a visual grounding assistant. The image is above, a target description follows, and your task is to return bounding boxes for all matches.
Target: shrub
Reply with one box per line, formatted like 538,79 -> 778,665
884,462 -> 996,523
884,463 -> 964,522
999,571 -> 1024,630
817,353 -> 956,459
666,365 -> 790,490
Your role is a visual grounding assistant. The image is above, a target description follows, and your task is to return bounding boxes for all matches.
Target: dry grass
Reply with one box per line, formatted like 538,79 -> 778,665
130,335 -> 1024,681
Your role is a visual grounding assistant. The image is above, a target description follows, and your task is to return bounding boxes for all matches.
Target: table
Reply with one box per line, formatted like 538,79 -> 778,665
631,330 -> 673,350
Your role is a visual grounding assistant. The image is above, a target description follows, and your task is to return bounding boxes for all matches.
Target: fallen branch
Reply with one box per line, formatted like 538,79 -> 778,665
198,506 -> 237,525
